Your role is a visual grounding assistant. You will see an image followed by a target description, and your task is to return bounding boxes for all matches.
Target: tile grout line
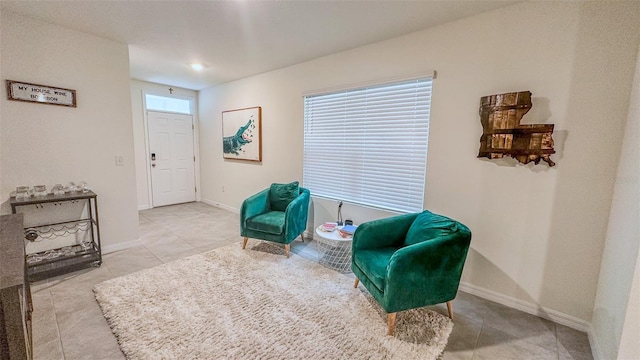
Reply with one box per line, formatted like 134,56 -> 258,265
48,289 -> 67,360
166,212 -> 242,249
469,322 -> 484,360
148,215 -> 200,263
143,216 -> 174,264
555,321 -> 561,360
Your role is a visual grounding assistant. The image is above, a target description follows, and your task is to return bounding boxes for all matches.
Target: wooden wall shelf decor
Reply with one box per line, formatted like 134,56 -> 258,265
478,91 -> 556,166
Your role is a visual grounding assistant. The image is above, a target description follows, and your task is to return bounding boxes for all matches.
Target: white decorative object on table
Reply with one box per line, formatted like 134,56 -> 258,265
52,184 -> 65,196
33,185 -> 47,197
15,186 -> 29,200
79,181 -> 89,193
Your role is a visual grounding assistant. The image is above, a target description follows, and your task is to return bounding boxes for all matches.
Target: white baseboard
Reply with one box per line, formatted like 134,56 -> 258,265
138,205 -> 150,211
303,230 -> 315,241
587,324 -> 604,360
101,238 -> 143,254
458,282 -> 591,332
200,198 -> 239,214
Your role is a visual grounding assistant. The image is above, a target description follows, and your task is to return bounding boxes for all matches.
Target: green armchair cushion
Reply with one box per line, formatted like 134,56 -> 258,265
352,210 -> 472,314
241,185 -> 310,245
246,211 -> 286,235
353,247 -> 397,293
269,181 -> 299,211
404,211 -> 461,246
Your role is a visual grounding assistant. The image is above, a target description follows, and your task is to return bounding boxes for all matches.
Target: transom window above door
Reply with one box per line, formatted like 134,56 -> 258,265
145,94 -> 192,114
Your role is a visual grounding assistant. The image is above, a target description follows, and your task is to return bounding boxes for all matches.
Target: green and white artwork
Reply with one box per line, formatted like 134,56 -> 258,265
222,106 -> 262,161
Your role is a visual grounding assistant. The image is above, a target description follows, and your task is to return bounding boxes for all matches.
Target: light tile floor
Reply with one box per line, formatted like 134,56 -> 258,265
30,202 -> 593,359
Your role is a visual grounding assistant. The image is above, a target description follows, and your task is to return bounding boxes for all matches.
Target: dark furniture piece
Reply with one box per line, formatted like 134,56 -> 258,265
0,214 -> 32,360
10,191 -> 102,281
351,210 -> 472,335
240,182 -> 310,258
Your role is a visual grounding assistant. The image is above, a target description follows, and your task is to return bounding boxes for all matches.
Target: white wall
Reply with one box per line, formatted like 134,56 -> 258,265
591,45 -> 640,360
130,80 -> 198,210
0,12 -> 139,252
617,257 -> 640,360
198,0 -> 640,328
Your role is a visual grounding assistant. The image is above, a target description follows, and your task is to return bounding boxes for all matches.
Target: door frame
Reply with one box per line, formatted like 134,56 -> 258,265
142,90 -> 200,208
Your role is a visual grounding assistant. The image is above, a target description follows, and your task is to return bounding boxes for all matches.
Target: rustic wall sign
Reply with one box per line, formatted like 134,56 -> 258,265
478,91 -> 556,166
5,80 -> 77,107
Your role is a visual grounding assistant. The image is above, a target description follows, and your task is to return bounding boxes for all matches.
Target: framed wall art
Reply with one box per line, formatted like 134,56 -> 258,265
222,106 -> 262,161
6,80 -> 77,107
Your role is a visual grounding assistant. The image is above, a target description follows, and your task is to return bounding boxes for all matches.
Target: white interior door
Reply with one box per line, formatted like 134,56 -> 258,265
148,111 -> 196,207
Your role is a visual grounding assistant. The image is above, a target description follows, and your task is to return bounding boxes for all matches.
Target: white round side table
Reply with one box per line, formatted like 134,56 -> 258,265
315,225 -> 356,273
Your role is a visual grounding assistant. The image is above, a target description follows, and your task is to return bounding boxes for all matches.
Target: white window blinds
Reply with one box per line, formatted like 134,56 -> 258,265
303,77 -> 432,213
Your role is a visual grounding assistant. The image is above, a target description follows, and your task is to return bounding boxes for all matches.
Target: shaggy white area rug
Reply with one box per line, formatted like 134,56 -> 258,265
94,242 -> 452,359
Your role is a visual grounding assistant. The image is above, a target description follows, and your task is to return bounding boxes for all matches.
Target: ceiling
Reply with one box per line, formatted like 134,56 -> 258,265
1,1 -> 519,90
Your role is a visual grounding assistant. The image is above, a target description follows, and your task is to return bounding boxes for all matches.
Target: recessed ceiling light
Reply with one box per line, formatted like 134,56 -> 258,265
189,63 -> 204,71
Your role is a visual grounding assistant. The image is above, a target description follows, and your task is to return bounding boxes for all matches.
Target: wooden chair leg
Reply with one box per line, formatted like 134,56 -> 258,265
354,278 -> 359,288
285,244 -> 290,258
446,301 -> 454,320
387,312 -> 397,336
242,237 -> 248,249
300,233 -> 304,243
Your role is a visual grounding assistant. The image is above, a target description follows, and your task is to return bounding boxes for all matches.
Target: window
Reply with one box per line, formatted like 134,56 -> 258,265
145,94 -> 192,114
303,77 -> 432,213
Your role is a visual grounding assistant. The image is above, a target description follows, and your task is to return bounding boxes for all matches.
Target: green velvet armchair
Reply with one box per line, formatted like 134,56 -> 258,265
351,210 -> 472,335
240,181 -> 310,258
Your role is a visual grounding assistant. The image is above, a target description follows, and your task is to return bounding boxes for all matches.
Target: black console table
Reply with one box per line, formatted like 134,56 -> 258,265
9,191 -> 102,281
